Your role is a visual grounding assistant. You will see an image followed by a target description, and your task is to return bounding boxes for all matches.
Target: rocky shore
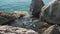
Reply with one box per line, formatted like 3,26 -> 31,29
0,25 -> 38,34
0,12 -> 39,34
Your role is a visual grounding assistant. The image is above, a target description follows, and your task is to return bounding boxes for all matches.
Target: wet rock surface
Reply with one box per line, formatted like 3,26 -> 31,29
0,25 -> 38,34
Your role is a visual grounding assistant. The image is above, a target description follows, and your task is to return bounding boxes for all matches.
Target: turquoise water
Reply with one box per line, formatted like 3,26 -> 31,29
0,0 -> 32,12
0,0 -> 52,12
43,0 -> 52,5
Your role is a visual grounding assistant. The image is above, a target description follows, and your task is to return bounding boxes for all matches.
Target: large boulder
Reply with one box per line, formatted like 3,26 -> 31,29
30,0 -> 44,18
41,0 -> 60,24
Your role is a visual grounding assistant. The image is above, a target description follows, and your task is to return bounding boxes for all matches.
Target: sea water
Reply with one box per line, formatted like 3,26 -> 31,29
0,0 -> 32,12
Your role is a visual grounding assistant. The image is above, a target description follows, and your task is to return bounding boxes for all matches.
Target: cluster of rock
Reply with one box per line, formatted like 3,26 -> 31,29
0,11 -> 39,34
0,25 -> 38,34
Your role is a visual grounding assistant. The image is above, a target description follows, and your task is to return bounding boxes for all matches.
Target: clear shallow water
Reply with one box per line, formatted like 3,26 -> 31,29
0,0 -> 32,12
11,16 -> 32,27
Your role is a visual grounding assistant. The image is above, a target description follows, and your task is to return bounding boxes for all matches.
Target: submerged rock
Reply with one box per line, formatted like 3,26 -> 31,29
0,25 -> 38,34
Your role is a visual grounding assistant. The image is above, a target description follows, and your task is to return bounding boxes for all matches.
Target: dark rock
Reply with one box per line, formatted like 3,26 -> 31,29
30,0 -> 44,18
